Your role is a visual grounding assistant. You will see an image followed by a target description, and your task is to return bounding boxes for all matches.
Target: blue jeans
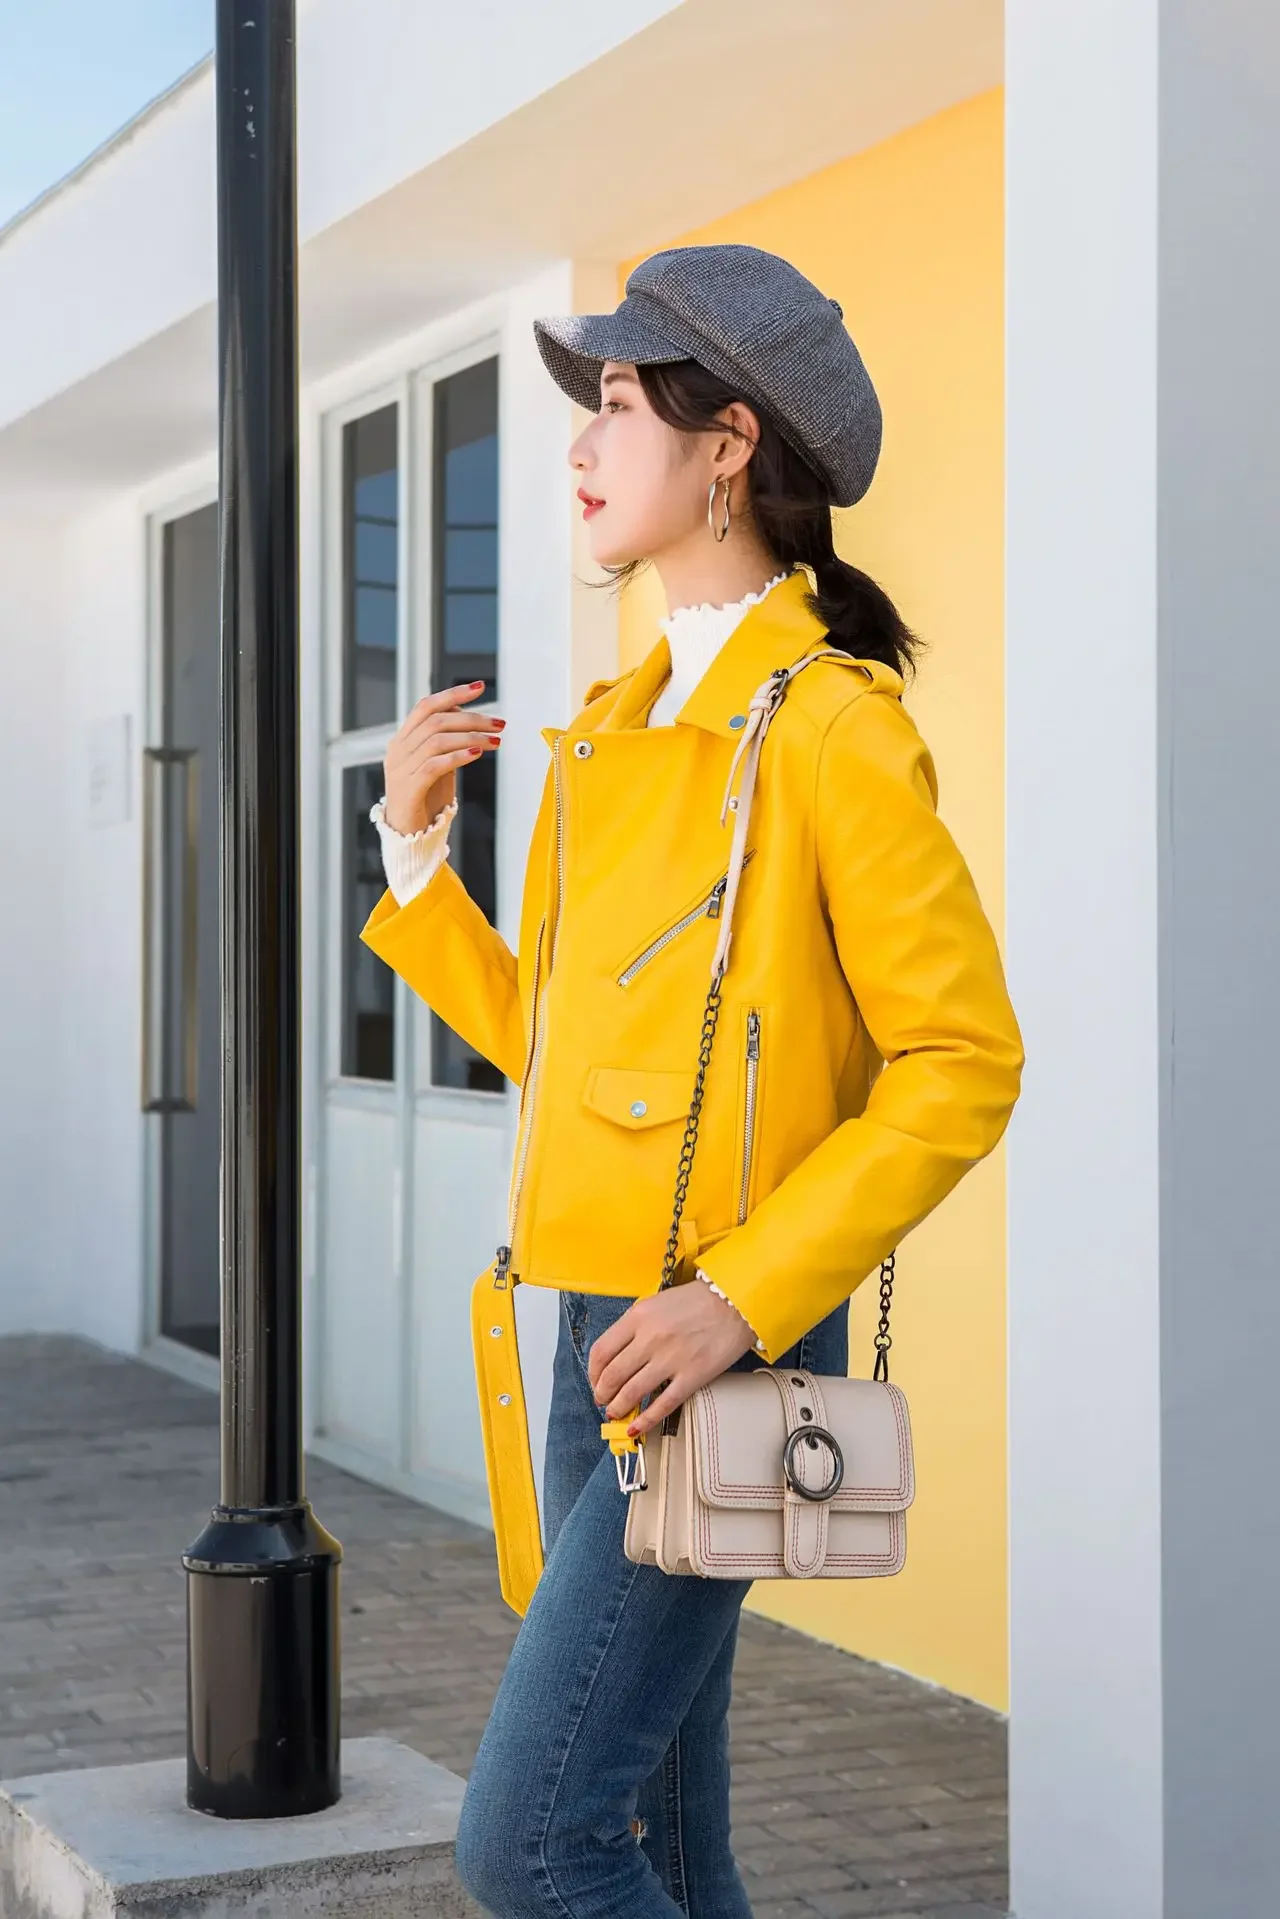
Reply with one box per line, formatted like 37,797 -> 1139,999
455,1286 -> 850,1918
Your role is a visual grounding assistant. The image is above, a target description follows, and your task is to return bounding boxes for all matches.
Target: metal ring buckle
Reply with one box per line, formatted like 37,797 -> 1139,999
781,1425 -> 844,1502
615,1441 -> 647,1494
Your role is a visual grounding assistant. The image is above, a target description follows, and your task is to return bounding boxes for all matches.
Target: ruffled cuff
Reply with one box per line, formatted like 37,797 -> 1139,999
696,1266 -> 766,1352
369,795 -> 458,907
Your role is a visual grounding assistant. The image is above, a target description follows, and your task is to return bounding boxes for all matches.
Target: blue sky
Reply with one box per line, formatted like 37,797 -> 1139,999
0,1 -> 214,227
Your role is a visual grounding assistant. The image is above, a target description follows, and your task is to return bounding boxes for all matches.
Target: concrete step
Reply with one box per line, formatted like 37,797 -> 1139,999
0,1735 -> 478,1918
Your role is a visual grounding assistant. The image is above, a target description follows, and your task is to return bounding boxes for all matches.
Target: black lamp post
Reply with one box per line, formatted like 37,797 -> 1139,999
183,0 -> 342,1819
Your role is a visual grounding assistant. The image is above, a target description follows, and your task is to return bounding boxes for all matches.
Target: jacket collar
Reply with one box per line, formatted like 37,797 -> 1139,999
601,569 -> 832,739
548,570 -> 832,746
668,569 -> 829,737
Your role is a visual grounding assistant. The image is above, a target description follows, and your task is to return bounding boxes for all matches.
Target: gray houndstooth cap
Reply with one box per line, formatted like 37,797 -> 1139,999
533,243 -> 881,507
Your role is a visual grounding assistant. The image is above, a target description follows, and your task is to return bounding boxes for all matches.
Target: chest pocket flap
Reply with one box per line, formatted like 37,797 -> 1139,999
584,1066 -> 695,1130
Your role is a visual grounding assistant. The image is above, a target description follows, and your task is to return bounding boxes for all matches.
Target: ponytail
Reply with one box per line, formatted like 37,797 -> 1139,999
750,453 -> 919,678
627,361 -> 920,680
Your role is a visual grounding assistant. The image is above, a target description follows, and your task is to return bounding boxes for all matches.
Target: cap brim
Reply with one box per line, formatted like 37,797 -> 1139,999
533,310 -> 688,411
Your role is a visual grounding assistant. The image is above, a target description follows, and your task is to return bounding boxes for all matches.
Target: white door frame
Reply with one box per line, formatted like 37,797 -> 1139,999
139,475 -> 221,1397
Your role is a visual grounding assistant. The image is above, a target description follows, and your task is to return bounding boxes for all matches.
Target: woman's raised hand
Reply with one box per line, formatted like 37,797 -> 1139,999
383,680 -> 504,834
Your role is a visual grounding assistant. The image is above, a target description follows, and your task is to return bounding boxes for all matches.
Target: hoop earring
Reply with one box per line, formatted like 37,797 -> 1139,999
707,477 -> 731,544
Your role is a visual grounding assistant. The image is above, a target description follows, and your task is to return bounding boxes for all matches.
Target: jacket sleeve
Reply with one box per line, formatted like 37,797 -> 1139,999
696,687 -> 1025,1363
359,863 -> 528,1088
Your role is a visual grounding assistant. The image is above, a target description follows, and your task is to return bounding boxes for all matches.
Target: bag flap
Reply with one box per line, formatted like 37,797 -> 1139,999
689,1370 -> 913,1512
583,1065 -> 695,1130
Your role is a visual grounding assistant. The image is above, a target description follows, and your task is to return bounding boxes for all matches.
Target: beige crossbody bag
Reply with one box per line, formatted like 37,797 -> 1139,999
608,651 -> 916,1581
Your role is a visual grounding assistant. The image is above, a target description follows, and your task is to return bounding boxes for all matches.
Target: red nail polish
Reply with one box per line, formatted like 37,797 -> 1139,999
470,679 -> 485,689
469,746 -> 483,757
627,1423 -> 640,1438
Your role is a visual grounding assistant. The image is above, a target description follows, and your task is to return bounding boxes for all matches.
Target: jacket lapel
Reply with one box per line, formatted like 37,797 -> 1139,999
550,569 -> 830,749
672,571 -> 829,738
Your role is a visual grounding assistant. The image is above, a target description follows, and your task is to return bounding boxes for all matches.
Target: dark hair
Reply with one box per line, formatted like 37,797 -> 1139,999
609,360 -> 920,679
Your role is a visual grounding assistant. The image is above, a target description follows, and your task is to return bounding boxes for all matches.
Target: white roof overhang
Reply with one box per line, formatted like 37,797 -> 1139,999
0,0 -> 999,510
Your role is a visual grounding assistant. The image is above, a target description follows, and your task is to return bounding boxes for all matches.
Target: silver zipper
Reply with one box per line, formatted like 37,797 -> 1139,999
617,851 -> 755,988
495,739 -> 566,1286
551,736 -> 567,966
738,1009 -> 761,1225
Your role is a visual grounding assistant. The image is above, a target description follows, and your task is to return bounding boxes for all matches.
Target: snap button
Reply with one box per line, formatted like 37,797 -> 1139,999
729,714 -> 747,730
630,1100 -> 648,1118
573,739 -> 594,759
490,1325 -> 503,1337
498,1393 -> 512,1406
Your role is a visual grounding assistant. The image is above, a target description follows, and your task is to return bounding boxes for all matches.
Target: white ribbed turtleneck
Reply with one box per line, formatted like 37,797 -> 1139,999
646,569 -> 790,728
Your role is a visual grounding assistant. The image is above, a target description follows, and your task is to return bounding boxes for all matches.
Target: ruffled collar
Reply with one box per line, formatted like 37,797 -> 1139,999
659,569 -> 793,642
646,568 -> 797,729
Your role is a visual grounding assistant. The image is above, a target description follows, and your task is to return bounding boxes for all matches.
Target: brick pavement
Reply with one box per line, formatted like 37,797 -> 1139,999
0,1335 -> 1008,1918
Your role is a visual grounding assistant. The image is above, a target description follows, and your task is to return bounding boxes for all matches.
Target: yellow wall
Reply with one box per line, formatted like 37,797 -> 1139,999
607,90 -> 1009,1709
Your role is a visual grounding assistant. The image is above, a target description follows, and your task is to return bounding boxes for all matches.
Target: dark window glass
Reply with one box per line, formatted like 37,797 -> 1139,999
342,405 -> 398,730
342,764 -> 394,1081
157,506 -> 221,1359
432,751 -> 503,1093
433,359 -> 498,697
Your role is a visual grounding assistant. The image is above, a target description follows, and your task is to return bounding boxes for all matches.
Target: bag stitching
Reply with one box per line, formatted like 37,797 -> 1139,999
699,1388 -> 911,1503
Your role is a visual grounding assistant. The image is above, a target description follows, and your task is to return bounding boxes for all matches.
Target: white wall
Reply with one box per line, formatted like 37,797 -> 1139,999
0,518 -> 72,1335
1006,1 -> 1163,1909
57,501 -> 152,1353
0,503 -> 153,1349
1008,2 -> 1280,1915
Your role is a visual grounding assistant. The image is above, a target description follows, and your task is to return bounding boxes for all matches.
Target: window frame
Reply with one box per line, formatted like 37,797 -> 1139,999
321,337 -> 508,1109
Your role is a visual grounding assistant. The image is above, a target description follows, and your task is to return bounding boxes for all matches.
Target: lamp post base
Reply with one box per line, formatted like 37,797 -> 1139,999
183,1503 -> 342,1818
1,1736 -> 468,1918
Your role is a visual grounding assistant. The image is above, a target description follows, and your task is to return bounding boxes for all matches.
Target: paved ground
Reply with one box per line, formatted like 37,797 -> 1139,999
0,1335 -> 1008,1918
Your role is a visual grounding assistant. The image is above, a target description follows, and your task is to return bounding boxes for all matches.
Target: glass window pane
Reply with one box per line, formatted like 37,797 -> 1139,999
342,405 -> 399,731
342,764 -> 395,1081
433,359 -> 498,697
432,751 -> 503,1093
444,526 -> 497,591
158,506 -> 222,1359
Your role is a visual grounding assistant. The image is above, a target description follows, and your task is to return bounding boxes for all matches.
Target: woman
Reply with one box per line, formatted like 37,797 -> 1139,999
361,243 -> 1023,1919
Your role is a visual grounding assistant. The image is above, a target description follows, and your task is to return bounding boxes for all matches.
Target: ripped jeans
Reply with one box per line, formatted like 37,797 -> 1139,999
454,1286 -> 849,1919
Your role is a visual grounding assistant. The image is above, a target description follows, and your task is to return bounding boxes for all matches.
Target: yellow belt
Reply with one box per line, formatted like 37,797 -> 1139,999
470,1262 -> 543,1615
470,1261 -> 645,1616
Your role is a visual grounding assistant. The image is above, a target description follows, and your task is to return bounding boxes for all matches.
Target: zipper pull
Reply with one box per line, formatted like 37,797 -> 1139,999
493,1244 -> 512,1290
747,1010 -> 761,1060
706,848 -> 755,920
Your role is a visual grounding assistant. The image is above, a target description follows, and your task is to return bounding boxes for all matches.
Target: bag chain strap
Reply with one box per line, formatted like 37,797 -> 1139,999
655,655 -> 896,1386
658,978 -> 724,1294
872,1251 -> 896,1382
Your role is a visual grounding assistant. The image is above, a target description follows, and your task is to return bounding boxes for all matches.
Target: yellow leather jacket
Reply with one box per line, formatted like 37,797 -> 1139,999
362,570 -> 1023,1612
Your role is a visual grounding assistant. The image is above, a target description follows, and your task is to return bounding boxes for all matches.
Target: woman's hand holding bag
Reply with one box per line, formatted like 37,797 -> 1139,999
586,1279 -> 759,1439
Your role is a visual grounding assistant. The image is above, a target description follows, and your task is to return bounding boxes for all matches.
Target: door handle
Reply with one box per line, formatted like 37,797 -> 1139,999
141,746 -> 200,1113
